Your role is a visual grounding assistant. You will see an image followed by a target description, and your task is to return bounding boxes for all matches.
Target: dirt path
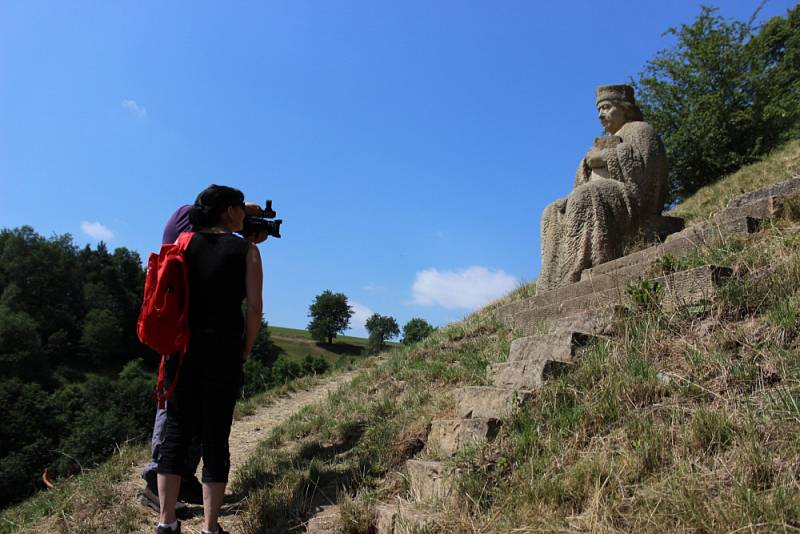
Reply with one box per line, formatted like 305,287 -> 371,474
123,370 -> 360,534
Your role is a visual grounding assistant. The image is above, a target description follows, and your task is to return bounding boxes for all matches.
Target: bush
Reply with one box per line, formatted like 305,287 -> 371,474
402,317 -> 435,345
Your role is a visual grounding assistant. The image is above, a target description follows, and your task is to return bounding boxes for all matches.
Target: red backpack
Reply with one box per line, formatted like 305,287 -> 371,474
137,231 -> 194,408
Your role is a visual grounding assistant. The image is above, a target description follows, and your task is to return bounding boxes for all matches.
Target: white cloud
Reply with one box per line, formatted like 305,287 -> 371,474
349,301 -> 375,330
81,221 -> 114,241
121,99 -> 147,118
411,266 -> 519,310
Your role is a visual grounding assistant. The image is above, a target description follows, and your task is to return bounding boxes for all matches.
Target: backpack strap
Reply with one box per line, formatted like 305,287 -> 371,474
174,231 -> 194,250
155,351 -> 185,409
154,231 -> 194,409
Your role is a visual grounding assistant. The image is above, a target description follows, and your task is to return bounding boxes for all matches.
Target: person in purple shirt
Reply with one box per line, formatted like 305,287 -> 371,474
142,202 -> 267,513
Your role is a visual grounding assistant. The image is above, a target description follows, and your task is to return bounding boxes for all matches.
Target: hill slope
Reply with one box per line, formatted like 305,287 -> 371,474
4,142 -> 800,533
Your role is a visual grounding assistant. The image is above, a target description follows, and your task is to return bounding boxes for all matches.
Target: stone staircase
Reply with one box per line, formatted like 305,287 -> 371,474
307,176 -> 800,533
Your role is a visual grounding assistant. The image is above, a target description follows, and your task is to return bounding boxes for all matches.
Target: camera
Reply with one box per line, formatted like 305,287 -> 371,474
241,200 -> 283,239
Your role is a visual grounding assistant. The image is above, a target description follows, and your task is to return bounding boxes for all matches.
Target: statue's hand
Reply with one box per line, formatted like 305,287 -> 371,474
585,147 -> 606,169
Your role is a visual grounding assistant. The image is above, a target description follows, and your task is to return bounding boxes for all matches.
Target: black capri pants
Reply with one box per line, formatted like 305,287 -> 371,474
156,333 -> 244,483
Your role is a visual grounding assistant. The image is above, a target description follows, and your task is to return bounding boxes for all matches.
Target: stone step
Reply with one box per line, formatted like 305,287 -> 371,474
426,417 -> 501,457
718,194 -> 785,222
490,360 -> 546,390
490,358 -> 578,390
406,459 -> 457,503
506,265 -> 731,328
539,307 -> 625,336
508,331 -> 593,363
494,215 -> 758,329
452,386 -> 533,419
583,215 -> 760,279
374,502 -> 437,534
305,505 -> 342,533
725,175 -> 800,209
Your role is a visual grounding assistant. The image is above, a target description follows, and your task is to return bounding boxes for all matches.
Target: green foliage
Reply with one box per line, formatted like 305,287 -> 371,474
635,5 -> 800,203
80,308 -> 123,363
365,313 -> 400,354
0,379 -> 60,506
0,226 -> 153,508
307,290 -> 353,344
625,278 -> 662,310
242,354 -> 331,398
401,317 -> 435,345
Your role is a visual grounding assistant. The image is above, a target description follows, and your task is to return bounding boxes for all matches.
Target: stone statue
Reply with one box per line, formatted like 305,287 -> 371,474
537,84 -> 669,293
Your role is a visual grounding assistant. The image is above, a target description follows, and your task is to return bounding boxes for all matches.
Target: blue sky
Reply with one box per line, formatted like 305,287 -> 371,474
1,1 -> 796,337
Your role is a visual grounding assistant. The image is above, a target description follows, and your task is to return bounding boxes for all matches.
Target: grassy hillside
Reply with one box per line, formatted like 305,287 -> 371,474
224,140 -> 800,532
670,139 -> 800,223
6,141 -> 800,532
268,325 -> 399,365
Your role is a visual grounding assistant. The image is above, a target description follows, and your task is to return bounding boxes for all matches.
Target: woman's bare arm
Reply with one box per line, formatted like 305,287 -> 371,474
242,243 -> 263,361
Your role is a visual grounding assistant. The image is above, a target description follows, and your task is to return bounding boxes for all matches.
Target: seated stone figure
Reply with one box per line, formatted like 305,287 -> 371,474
537,84 -> 669,293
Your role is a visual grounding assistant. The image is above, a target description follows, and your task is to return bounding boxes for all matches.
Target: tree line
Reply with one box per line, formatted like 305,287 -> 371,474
0,226 -> 322,508
306,289 -> 436,353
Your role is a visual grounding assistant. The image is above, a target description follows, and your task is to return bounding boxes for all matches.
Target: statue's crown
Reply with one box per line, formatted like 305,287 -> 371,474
596,84 -> 636,105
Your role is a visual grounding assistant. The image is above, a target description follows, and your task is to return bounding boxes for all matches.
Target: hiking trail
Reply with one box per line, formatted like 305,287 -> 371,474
122,370 -> 360,534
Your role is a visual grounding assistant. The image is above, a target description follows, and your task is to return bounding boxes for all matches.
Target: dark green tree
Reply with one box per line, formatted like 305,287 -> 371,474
307,290 -> 353,344
242,321 -> 281,397
80,308 -> 124,363
634,4 -> 800,203
365,313 -> 400,354
0,378 -> 60,507
402,317 -> 435,345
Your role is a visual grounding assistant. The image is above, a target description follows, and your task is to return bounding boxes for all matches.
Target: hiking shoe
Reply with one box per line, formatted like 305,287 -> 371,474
143,469 -> 158,495
155,521 -> 180,534
141,487 -> 188,518
203,524 -> 229,534
178,475 -> 203,505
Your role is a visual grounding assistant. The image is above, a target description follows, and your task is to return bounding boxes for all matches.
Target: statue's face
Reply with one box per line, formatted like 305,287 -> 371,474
597,100 -> 626,134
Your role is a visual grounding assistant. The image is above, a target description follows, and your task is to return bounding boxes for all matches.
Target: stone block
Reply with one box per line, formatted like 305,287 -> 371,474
508,331 -> 593,363
718,195 -> 784,222
452,386 -> 533,419
490,360 -> 545,390
306,505 -> 341,533
374,502 -> 437,534
406,460 -> 456,503
726,175 -> 800,208
545,307 -> 624,336
658,265 -> 732,311
427,418 -> 501,457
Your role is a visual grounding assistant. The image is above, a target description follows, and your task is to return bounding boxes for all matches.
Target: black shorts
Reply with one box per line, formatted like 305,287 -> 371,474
156,333 -> 244,483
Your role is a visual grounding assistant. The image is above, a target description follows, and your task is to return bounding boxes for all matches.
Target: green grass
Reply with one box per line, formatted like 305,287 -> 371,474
268,325 -> 400,365
268,325 -> 377,346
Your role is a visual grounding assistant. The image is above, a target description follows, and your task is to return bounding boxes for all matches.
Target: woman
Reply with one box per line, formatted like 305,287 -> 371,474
155,184 -> 263,534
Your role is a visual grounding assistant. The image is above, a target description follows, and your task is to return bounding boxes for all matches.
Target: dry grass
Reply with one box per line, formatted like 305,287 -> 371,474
670,139 -> 800,222
0,446 -> 148,533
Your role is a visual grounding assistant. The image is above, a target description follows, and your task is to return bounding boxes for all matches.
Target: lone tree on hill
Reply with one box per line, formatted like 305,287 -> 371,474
365,313 -> 400,354
402,317 -> 435,345
307,290 -> 353,344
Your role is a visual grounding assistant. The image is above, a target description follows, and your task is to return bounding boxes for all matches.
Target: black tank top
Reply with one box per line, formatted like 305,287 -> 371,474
186,232 -> 250,339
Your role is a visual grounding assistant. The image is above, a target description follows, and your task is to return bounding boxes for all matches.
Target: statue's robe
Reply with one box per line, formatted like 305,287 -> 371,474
537,120 -> 668,293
